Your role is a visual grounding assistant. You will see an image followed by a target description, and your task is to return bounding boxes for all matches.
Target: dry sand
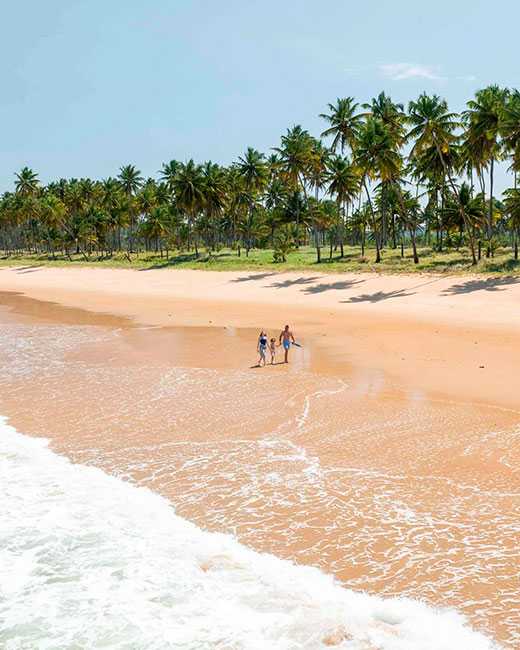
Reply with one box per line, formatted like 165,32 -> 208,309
0,265 -> 519,646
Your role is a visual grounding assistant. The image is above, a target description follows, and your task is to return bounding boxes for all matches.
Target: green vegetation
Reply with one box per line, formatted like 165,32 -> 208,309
2,87 -> 520,274
3,245 -> 520,275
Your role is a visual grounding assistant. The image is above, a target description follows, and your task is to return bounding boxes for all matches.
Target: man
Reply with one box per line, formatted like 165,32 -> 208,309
279,324 -> 295,364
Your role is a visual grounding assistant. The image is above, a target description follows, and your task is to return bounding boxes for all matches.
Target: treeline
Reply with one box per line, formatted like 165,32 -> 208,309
2,86 -> 520,265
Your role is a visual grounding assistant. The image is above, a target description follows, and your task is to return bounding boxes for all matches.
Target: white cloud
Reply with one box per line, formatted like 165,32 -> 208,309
379,63 -> 444,81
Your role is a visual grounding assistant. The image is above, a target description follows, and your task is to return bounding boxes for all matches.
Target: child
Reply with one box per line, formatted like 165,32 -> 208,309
257,330 -> 268,367
269,338 -> 277,364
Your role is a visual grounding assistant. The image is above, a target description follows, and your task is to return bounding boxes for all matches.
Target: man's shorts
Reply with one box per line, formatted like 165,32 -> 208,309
283,340 -> 290,350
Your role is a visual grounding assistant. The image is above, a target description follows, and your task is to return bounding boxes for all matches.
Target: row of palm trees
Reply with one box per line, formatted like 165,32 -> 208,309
2,86 -> 520,265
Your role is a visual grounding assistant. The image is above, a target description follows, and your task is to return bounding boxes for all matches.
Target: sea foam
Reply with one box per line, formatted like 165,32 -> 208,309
0,417 -> 501,649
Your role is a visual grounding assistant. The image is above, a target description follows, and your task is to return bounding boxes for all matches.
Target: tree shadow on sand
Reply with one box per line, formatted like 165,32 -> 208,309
343,289 -> 416,303
14,265 -> 45,274
268,276 -> 320,289
302,279 -> 365,294
442,276 -> 520,295
231,272 -> 277,282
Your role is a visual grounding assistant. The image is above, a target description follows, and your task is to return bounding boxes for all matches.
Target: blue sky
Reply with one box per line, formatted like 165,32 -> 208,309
1,1 -> 518,193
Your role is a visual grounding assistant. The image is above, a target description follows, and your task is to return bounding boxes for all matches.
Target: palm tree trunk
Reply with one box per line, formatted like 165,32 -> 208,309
408,227 -> 419,264
363,176 -> 380,263
487,157 -> 494,257
314,228 -> 321,263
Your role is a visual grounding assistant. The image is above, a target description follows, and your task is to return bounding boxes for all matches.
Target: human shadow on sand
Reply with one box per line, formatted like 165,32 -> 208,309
250,362 -> 287,369
302,279 -> 365,294
442,276 -> 520,295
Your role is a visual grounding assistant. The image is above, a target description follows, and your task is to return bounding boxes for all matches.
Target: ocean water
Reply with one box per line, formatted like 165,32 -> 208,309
0,418 -> 501,650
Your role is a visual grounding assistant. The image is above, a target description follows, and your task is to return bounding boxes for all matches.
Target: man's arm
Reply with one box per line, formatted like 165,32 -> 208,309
278,331 -> 283,344
290,331 -> 295,343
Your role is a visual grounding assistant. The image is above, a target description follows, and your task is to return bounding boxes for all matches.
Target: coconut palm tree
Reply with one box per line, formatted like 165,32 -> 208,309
274,126 -> 313,245
355,117 -> 402,262
15,167 -> 40,197
39,193 -> 66,258
504,188 -> 520,259
364,93 -> 407,246
500,90 -> 520,186
463,86 -> 509,254
159,160 -> 180,192
363,92 -> 406,146
202,162 -> 227,251
320,97 -> 364,154
305,197 -> 338,263
118,165 -> 143,196
101,177 -> 126,251
237,148 -> 268,255
173,160 -> 205,255
406,93 -> 485,262
325,155 -> 360,257
117,165 -> 143,255
136,181 -> 158,249
408,94 -> 460,160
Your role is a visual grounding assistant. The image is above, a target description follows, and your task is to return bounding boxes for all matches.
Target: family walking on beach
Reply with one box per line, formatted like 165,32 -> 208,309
256,325 -> 296,367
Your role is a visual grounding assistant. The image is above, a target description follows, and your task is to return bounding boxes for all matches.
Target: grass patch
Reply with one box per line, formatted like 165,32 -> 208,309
1,246 -> 520,275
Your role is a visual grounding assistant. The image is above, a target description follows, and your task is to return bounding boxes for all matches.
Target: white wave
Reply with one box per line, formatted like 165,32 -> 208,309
0,418 -> 501,650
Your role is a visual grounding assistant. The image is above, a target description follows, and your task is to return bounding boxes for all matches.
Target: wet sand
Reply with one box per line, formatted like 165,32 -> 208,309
0,266 -> 519,646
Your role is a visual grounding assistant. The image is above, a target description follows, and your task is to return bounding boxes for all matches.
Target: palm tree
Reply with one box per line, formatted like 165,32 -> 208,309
202,162 -> 227,251
118,165 -> 143,196
364,93 -> 406,246
500,90 -> 520,186
101,178 -> 126,251
389,187 -> 422,263
463,86 -> 509,254
142,206 -> 170,253
237,148 -> 268,255
159,160 -> 179,192
118,165 -> 143,254
305,198 -> 338,263
407,93 -> 484,262
15,167 -> 40,197
173,160 -> 205,255
136,181 -> 158,249
39,193 -> 66,258
408,94 -> 460,160
363,92 -> 406,145
320,97 -> 363,154
325,155 -> 360,257
355,117 -> 402,262
274,126 -> 313,245
504,188 -> 520,259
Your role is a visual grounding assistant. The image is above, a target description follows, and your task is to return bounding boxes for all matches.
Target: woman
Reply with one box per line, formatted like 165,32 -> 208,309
257,330 -> 268,367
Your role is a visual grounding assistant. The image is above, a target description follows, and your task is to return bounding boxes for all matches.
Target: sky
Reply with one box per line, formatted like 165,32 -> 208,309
1,0 -> 519,194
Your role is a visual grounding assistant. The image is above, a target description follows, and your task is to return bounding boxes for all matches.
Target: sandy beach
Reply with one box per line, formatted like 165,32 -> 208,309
1,265 -> 519,647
